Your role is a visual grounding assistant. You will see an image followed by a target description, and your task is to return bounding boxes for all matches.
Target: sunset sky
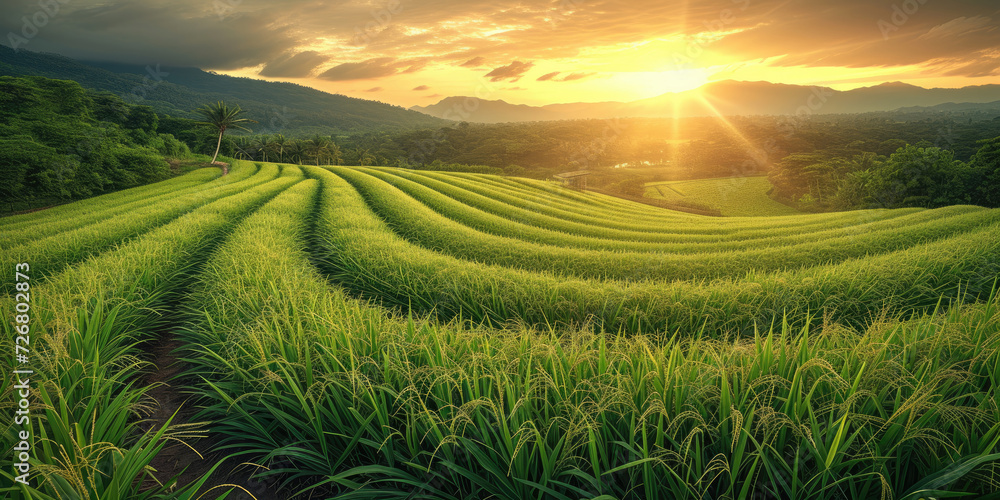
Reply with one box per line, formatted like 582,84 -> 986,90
2,0 -> 999,107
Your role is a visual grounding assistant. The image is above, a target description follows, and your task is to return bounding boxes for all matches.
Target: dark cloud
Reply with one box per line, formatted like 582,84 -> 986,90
704,1 -> 1000,72
318,58 -> 399,81
413,85 -> 430,91
537,71 -> 560,81
485,61 -> 534,82
260,51 -> 329,78
0,1 -> 295,69
0,0 -> 996,87
461,56 -> 487,67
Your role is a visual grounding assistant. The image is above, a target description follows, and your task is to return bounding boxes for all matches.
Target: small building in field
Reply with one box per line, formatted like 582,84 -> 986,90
554,170 -> 592,189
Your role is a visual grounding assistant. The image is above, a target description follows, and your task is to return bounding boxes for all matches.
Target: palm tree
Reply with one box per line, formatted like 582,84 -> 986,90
307,135 -> 332,165
195,101 -> 256,173
233,136 -> 257,161
272,134 -> 288,163
287,140 -> 308,165
255,135 -> 273,163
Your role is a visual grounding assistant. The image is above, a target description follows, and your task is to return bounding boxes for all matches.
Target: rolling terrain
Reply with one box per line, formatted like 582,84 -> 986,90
2,164 -> 999,499
0,46 -> 447,135
644,176 -> 801,216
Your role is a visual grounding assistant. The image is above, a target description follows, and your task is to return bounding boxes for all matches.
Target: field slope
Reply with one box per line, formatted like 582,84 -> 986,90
2,164 -> 998,500
645,175 -> 802,216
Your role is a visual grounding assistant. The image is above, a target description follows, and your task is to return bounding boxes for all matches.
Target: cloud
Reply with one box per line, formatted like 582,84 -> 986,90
413,85 -> 430,91
0,1 -> 296,69
485,60 -> 534,82
918,16 -> 993,40
365,87 -> 384,92
318,58 -> 399,81
260,51 -> 329,77
461,57 -> 487,67
560,72 -> 594,81
537,71 -> 594,82
400,60 -> 428,74
1,0 -> 997,94
425,93 -> 443,98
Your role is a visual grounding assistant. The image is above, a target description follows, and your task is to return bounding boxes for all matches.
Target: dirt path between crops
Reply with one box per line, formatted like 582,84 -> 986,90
142,321 -> 290,500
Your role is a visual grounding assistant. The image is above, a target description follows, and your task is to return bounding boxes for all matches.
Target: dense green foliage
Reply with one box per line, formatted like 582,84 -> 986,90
0,75 -> 193,212
769,137 -> 1000,211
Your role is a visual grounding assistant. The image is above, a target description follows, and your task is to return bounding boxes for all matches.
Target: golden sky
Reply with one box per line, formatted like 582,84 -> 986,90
4,0 -> 999,107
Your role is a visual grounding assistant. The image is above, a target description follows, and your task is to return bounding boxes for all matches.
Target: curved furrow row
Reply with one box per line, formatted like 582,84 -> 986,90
389,167 -> 928,234
180,165 -> 1000,499
333,167 -> 1000,283
1,161 -> 281,295
315,166 -> 1000,335
355,166 -> 993,253
0,166 -> 225,231
1,166 -> 247,249
0,165 -> 304,498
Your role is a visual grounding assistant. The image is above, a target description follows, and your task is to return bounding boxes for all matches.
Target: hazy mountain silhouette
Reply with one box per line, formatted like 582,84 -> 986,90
412,80 -> 1000,123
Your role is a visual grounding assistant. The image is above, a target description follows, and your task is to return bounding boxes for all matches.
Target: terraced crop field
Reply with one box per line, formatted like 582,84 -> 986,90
645,176 -> 802,216
3,162 -> 999,500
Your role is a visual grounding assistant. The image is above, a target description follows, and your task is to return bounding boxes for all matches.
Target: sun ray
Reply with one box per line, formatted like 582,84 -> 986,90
693,93 -> 767,168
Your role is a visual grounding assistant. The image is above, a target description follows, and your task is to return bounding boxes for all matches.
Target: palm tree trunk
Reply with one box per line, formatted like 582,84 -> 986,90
210,130 -> 228,175
211,130 -> 223,163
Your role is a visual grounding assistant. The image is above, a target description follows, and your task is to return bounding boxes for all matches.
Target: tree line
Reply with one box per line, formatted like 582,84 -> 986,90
769,137 -> 1000,210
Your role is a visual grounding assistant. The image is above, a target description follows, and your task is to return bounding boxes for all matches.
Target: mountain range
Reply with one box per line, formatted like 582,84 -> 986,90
411,80 -> 1000,123
0,46 -> 447,136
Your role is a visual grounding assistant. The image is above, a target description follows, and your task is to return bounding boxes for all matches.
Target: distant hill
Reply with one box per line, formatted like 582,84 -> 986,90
412,80 -> 1000,123
0,46 -> 448,136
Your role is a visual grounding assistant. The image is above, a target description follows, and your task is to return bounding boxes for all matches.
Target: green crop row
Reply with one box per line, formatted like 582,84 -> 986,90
180,166 -> 1000,499
0,165 -> 303,499
332,167 -> 1000,284
316,166 -> 1000,334
0,167 -> 247,250
390,168 -> 926,235
0,162 -> 280,295
0,167 -> 224,231
353,167 -> 994,256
